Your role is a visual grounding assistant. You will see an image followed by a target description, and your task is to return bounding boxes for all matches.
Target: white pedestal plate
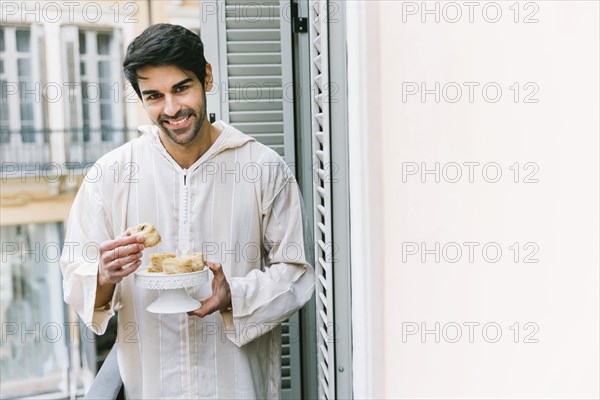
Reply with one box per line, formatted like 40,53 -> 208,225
134,268 -> 209,313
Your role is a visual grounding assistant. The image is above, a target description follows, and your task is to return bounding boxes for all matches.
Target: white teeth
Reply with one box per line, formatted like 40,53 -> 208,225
169,116 -> 188,126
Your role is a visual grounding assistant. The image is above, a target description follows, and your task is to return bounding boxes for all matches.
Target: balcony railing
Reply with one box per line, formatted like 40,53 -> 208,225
84,347 -> 123,400
0,128 -> 139,175
0,129 -> 51,172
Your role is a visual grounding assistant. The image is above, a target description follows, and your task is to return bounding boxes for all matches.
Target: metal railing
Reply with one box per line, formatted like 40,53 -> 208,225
84,347 -> 123,400
0,128 -> 139,175
0,129 -> 51,173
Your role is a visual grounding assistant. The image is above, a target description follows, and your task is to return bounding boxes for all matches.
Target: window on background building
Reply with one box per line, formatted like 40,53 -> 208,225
0,222 -> 95,399
0,25 -> 50,170
0,26 -> 43,144
62,26 -> 126,165
0,28 -> 7,144
78,30 -> 123,143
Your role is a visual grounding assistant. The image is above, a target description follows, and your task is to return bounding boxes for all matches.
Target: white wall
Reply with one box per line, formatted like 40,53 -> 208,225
349,1 -> 599,398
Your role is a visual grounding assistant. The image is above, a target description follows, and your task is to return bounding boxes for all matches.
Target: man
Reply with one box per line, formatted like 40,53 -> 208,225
60,23 -> 314,399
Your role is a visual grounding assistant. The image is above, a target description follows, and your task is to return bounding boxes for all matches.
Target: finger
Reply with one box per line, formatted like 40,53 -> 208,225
101,235 -> 140,252
204,261 -> 223,275
188,298 -> 218,318
105,244 -> 144,263
112,252 -> 143,269
101,252 -> 141,275
122,259 -> 143,275
112,259 -> 142,278
117,244 -> 145,259
100,234 -> 145,252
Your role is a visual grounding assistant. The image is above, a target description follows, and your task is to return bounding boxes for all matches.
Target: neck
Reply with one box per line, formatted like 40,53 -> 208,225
159,119 -> 221,169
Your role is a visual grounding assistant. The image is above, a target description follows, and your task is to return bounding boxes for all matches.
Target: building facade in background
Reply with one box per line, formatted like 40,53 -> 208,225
0,1 -> 202,398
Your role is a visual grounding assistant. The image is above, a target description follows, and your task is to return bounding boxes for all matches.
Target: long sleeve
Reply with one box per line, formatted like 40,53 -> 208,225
60,180 -> 119,335
221,164 -> 315,347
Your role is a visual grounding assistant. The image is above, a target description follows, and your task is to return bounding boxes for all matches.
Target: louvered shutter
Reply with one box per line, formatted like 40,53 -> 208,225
60,25 -> 83,164
30,24 -> 45,133
109,28 -> 125,144
201,1 -> 300,398
309,1 -> 336,399
0,25 -> 48,165
204,0 -> 295,161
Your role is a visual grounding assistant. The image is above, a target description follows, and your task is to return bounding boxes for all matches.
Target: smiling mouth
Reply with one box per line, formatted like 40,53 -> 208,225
163,115 -> 190,127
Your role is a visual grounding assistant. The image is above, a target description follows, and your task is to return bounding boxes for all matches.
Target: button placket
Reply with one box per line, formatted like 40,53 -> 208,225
178,169 -> 191,254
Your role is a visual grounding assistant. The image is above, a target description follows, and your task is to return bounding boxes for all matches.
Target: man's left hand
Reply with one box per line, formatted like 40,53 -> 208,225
188,261 -> 232,318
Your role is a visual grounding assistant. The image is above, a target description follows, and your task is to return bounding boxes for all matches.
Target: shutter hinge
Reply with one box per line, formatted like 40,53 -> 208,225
292,2 -> 308,33
294,17 -> 308,33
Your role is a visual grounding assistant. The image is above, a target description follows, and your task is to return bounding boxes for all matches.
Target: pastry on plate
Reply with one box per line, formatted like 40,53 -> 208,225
181,252 -> 205,272
148,253 -> 176,273
163,257 -> 195,275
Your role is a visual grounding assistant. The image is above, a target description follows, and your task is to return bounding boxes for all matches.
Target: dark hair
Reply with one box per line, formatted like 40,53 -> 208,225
123,24 -> 208,98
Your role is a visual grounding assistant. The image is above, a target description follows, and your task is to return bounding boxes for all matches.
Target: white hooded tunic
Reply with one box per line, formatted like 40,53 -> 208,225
60,121 -> 315,399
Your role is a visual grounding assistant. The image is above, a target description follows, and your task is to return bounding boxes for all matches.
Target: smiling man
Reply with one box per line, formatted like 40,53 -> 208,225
141,65 -> 210,145
136,63 -> 221,169
60,24 -> 314,399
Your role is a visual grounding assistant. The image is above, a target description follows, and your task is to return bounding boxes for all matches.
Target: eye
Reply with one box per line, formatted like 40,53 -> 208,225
146,93 -> 162,101
174,85 -> 189,93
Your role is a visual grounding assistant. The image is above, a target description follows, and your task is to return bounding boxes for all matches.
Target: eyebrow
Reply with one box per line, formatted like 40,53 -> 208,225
141,78 -> 194,96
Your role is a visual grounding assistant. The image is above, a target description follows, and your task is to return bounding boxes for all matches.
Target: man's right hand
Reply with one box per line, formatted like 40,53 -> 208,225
95,233 -> 145,308
98,233 -> 145,286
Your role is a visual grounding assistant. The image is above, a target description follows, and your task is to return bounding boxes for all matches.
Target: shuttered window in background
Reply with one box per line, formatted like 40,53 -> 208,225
204,0 -> 295,162
0,223 -> 70,398
309,1 -> 353,398
0,25 -> 48,166
61,26 -> 125,165
308,1 -> 335,398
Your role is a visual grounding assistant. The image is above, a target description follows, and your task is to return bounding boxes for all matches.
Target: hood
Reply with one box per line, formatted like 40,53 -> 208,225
138,120 -> 255,168
211,120 -> 256,154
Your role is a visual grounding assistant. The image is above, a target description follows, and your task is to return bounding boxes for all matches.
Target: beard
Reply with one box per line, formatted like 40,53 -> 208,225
158,95 -> 207,146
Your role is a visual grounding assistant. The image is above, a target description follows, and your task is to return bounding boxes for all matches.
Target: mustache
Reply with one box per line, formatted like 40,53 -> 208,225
159,109 -> 196,122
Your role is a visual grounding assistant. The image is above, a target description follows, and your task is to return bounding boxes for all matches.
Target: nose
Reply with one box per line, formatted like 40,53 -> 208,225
163,94 -> 182,117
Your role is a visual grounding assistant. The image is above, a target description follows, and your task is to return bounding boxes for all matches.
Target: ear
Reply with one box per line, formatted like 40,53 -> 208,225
205,63 -> 213,92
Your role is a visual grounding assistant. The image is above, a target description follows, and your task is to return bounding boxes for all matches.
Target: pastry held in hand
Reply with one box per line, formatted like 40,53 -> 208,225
128,223 -> 161,248
148,253 -> 176,272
